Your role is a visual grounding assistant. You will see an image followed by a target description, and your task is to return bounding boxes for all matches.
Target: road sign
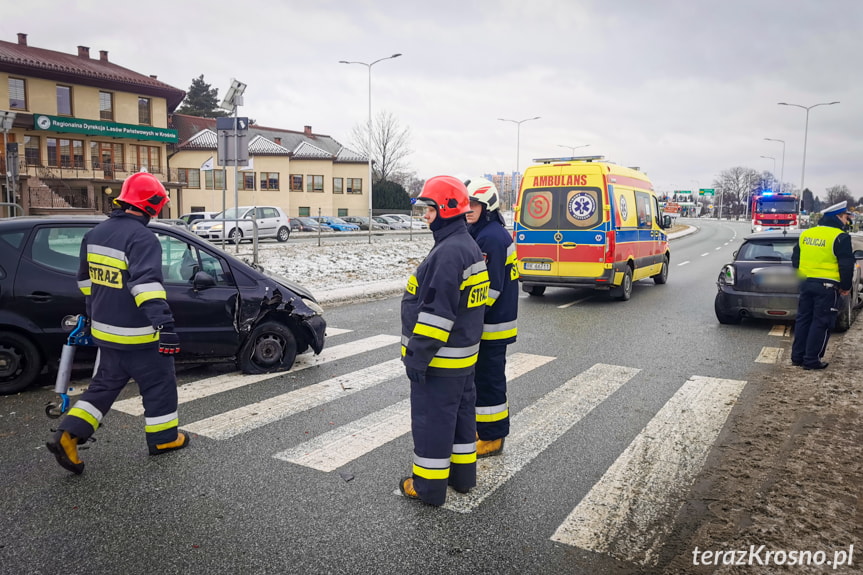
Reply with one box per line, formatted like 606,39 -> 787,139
699,188 -> 715,196
216,117 -> 249,131
674,190 -> 692,194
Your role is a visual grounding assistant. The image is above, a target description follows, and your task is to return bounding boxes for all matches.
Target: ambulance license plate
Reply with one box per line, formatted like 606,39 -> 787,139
524,262 -> 551,271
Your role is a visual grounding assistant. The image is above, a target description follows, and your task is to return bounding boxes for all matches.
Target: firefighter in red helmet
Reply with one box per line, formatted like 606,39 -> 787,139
399,176 -> 490,505
46,172 -> 188,474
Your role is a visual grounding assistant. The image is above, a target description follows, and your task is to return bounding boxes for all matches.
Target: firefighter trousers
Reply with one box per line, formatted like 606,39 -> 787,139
410,372 -> 477,506
475,341 -> 510,441
59,345 -> 180,450
791,279 -> 839,368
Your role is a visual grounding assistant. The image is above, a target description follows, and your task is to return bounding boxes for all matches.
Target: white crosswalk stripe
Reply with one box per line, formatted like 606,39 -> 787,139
112,334 -> 400,416
755,346 -> 783,363
274,352 -> 555,471
550,375 -> 746,565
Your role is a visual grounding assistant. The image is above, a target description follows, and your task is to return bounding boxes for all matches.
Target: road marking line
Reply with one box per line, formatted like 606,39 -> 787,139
558,296 -> 592,309
326,327 -> 352,337
700,252 -> 710,257
442,363 -> 640,513
768,325 -> 791,337
550,375 -> 746,565
755,346 -> 783,363
715,247 -> 722,250
274,353 -> 555,471
677,261 -> 690,267
112,334 -> 400,416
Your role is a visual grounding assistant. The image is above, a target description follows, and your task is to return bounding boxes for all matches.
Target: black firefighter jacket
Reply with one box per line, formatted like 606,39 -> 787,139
469,214 -> 519,345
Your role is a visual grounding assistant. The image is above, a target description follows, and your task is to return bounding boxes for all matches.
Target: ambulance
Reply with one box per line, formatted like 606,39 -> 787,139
514,156 -> 672,300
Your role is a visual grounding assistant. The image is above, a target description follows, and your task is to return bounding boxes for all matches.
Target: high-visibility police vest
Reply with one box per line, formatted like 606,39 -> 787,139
798,226 -> 843,281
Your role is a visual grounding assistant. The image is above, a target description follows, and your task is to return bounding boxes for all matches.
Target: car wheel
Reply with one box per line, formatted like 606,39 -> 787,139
714,294 -> 742,325
238,321 -> 298,374
611,267 -> 633,301
652,256 -> 669,285
0,331 -> 43,395
277,226 -> 290,242
228,228 -> 243,245
524,285 -> 546,296
834,295 -> 854,332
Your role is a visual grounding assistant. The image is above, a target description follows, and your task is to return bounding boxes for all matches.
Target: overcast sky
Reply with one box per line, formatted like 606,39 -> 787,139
5,0 -> 862,198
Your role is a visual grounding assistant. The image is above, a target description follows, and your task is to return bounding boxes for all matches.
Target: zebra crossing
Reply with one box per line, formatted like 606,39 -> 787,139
108,327 -> 747,567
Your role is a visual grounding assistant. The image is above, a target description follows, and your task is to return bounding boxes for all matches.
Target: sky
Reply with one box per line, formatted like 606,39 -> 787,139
4,0 -> 863,199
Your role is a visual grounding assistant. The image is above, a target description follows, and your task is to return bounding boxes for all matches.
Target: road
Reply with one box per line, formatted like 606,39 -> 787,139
0,218 -> 792,574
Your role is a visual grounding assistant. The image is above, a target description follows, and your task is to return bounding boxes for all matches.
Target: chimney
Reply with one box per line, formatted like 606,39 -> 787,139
149,74 -> 158,79
17,33 -> 27,46
77,45 -> 90,58
304,125 -> 312,136
99,50 -> 109,62
274,137 -> 282,145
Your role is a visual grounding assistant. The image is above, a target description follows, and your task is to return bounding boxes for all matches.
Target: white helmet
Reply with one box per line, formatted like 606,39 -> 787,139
465,178 -> 500,212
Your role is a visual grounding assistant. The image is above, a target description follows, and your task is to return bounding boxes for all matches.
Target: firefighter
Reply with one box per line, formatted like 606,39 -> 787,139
791,201 -> 855,370
465,178 -> 518,457
399,176 -> 490,506
46,172 -> 188,474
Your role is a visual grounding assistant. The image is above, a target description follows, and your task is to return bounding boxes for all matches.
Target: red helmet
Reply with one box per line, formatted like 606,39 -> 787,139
417,176 -> 470,219
116,172 -> 169,216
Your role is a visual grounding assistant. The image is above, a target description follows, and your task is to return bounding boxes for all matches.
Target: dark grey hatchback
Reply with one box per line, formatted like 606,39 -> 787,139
715,230 -> 863,330
0,216 -> 327,395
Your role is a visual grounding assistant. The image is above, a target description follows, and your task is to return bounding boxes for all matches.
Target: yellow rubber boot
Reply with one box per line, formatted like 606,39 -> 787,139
149,431 -> 190,456
46,430 -> 85,474
399,476 -> 420,500
476,437 -> 505,458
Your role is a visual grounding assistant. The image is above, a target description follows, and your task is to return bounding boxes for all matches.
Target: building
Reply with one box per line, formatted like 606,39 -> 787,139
0,33 -> 185,217
485,171 -> 522,210
170,115 -> 368,218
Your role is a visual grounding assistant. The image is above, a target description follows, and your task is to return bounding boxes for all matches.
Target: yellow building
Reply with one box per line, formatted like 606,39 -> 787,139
0,33 -> 185,217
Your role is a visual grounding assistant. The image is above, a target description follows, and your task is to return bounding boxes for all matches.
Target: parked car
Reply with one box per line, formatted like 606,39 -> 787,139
342,216 -> 390,231
291,217 -> 334,233
179,211 -> 220,226
312,216 -> 361,232
714,230 -> 863,331
0,216 -> 326,395
377,215 -> 410,230
153,218 -> 189,230
381,213 -> 427,230
191,206 -> 291,244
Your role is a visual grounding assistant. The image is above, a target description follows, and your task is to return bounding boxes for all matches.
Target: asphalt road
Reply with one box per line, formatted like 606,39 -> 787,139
0,217 -> 790,574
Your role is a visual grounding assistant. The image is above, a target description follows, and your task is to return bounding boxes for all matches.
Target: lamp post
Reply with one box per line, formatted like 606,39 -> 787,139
778,101 -> 839,196
498,116 -> 540,209
759,155 -> 776,191
340,53 -> 402,244
764,137 -> 785,193
557,143 -> 590,156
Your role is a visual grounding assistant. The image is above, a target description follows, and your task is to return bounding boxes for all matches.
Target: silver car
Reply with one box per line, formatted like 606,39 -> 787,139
192,206 -> 291,244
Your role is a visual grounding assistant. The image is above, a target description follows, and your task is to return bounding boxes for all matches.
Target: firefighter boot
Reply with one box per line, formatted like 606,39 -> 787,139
46,430 -> 85,475
476,437 -> 505,459
399,476 -> 421,501
149,431 -> 190,456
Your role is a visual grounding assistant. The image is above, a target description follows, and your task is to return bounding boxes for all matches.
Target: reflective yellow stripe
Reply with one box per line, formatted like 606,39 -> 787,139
485,295 -> 498,306
145,418 -> 179,433
460,270 -> 490,290
413,323 -> 450,342
91,327 -> 159,345
87,253 -> 128,270
134,290 -> 167,306
412,464 -> 449,480
477,408 -> 509,422
481,327 -> 518,340
450,452 -> 476,464
428,353 -> 478,369
79,286 -> 91,295
68,407 -> 100,431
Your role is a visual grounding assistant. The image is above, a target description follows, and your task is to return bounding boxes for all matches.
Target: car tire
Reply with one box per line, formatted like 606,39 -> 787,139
524,285 -> 546,296
652,256 -> 669,285
611,267 -> 633,301
277,226 -> 290,242
714,294 -> 742,325
0,331 -> 43,395
238,321 -> 298,374
228,228 -> 243,245
834,295 -> 855,332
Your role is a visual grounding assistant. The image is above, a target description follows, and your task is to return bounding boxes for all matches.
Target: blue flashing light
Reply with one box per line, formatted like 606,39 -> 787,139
762,191 -> 774,196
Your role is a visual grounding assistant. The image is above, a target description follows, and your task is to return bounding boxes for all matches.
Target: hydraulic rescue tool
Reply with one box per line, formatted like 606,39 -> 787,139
46,315 -> 94,418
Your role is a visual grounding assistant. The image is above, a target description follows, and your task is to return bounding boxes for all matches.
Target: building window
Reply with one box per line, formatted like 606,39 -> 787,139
337,208 -> 348,217
130,145 -> 161,173
241,172 -> 256,190
261,172 -> 280,190
24,136 -> 41,166
178,168 -> 200,188
290,174 -> 303,192
299,207 -> 310,217
90,142 -> 123,170
204,169 -> 226,189
56,85 -> 72,116
99,91 -> 114,121
347,178 -> 363,194
138,97 -> 151,125
333,177 -> 344,194
47,138 -> 85,168
9,78 -> 26,110
306,175 -> 324,193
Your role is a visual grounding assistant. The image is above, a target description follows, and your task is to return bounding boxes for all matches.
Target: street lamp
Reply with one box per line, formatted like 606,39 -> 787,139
340,53 -> 402,243
759,155 -> 776,190
764,137 -> 785,193
557,143 -> 590,156
498,116 -> 540,209
777,101 -> 839,195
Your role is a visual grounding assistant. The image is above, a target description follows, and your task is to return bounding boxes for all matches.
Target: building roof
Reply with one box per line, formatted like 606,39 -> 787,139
0,34 -> 185,110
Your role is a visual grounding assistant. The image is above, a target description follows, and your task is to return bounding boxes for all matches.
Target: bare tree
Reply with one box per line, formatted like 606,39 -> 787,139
824,185 -> 855,206
350,110 -> 413,183
389,170 -> 424,197
712,166 -> 760,217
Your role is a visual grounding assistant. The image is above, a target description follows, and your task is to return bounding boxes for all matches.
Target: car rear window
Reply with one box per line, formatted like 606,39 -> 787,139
738,240 -> 797,261
0,230 -> 26,250
31,227 -> 88,272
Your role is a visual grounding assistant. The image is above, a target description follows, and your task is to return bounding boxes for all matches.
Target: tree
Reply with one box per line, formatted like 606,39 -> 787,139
824,185 -> 855,206
373,180 -> 411,211
351,110 -> 412,183
712,166 -> 760,218
176,75 -> 229,117
389,170 -> 424,197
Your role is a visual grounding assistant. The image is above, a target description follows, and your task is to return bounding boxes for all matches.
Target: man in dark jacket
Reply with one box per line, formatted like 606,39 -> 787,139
465,178 -> 518,457
791,201 -> 855,370
399,176 -> 490,506
46,172 -> 188,474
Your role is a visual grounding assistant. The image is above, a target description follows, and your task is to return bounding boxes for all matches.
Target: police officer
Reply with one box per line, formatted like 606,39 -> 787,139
791,201 -> 855,370
399,176 -> 490,505
46,172 -> 188,474
465,178 -> 518,457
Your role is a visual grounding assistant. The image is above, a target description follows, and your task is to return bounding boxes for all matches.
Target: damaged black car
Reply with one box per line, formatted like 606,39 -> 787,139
0,217 -> 327,395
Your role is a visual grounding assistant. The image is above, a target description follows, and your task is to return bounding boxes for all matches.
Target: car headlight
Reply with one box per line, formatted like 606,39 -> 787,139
719,264 -> 735,286
303,298 -> 324,315
211,224 -> 223,231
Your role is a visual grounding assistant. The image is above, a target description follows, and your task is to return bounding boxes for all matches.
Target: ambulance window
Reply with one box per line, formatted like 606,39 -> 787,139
520,189 -> 556,229
562,189 -> 602,229
635,192 -> 653,229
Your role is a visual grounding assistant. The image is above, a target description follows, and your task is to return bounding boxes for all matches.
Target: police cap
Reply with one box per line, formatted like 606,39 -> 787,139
822,201 -> 848,216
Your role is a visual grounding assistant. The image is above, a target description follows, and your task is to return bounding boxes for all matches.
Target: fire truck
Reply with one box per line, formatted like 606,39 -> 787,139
751,191 -> 800,232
